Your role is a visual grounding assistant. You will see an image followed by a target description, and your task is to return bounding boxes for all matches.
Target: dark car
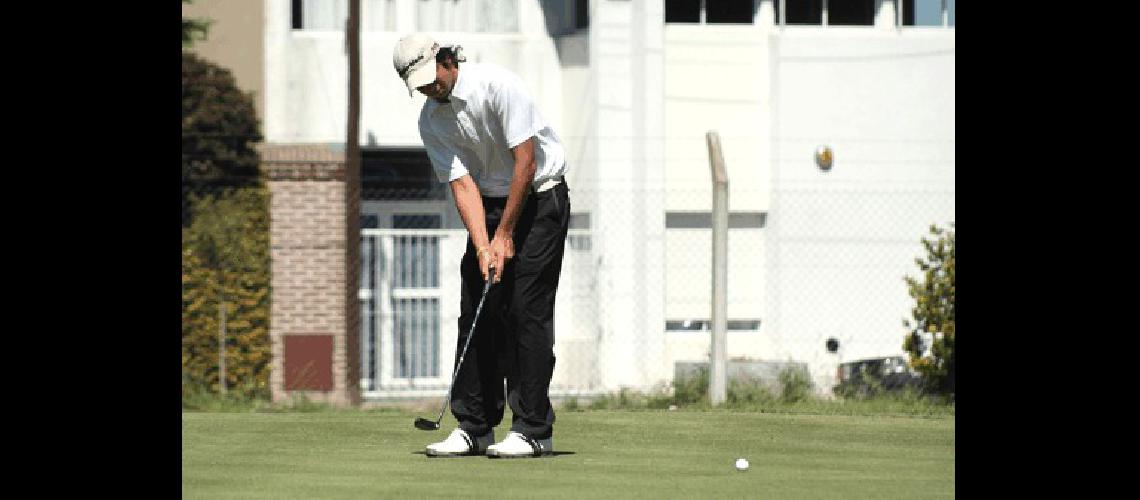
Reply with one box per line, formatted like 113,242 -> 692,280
834,355 -> 923,397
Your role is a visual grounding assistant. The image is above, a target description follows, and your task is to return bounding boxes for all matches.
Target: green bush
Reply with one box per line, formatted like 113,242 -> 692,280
832,368 -> 886,400
673,366 -> 709,405
902,224 -> 955,400
182,48 -> 268,403
777,366 -> 814,403
577,366 -> 816,410
182,187 -> 271,401
726,375 -> 777,406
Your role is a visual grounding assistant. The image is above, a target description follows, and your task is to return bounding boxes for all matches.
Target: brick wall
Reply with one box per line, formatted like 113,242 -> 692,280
261,144 -> 360,407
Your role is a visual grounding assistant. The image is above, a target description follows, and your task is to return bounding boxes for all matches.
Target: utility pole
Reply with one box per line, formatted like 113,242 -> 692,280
345,0 -> 363,404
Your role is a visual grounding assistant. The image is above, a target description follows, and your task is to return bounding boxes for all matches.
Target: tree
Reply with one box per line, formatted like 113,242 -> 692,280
902,224 -> 955,400
182,51 -> 263,226
182,189 -> 271,398
181,25 -> 269,398
182,0 -> 211,48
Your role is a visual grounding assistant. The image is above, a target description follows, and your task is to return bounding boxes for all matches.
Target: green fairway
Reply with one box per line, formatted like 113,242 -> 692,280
182,409 -> 954,499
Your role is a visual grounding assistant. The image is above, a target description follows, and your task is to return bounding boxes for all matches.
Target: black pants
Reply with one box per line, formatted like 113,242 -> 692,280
451,181 -> 569,440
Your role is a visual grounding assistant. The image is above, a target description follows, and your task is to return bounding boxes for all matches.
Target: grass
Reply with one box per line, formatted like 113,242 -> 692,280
182,406 -> 954,499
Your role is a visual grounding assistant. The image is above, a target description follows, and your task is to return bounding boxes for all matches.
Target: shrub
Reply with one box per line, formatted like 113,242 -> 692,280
726,375 -> 777,406
673,366 -> 709,405
182,49 -> 268,401
902,224 -> 955,400
778,366 -> 814,403
182,187 -> 271,400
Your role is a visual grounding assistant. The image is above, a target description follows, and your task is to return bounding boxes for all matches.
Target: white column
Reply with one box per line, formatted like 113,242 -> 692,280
393,0 -> 415,32
756,0 -> 775,27
591,0 -> 666,392
264,0 -> 289,142
875,0 -> 898,30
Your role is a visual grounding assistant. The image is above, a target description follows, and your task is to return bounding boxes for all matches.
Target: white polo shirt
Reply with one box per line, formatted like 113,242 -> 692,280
418,62 -> 567,197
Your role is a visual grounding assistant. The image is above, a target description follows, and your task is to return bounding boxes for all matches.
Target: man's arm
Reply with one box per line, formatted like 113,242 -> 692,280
450,175 -> 494,281
487,136 -> 537,282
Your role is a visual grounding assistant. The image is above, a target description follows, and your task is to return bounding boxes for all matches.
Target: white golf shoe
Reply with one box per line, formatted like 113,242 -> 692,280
425,428 -> 495,457
486,431 -> 553,458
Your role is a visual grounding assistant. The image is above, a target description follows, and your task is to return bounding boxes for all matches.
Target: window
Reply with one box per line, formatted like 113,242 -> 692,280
361,148 -> 446,201
828,0 -> 874,26
706,0 -> 754,24
783,0 -> 821,25
393,214 -> 442,229
393,298 -> 440,378
902,0 -> 955,26
776,0 -> 875,26
666,0 -> 755,24
665,0 -> 700,23
363,0 -> 395,31
291,0 -> 303,29
417,0 -> 519,32
393,213 -> 441,379
361,214 -> 379,229
666,319 -> 762,332
543,0 -> 589,36
575,0 -> 589,29
360,211 -> 446,386
291,0 -> 516,32
665,212 -> 767,229
292,0 -> 347,30
568,212 -> 591,251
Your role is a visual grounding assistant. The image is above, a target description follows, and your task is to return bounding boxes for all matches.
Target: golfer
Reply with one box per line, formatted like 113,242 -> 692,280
392,33 -> 569,458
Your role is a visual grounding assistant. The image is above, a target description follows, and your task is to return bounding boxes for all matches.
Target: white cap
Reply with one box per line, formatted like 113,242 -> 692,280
392,33 -> 440,97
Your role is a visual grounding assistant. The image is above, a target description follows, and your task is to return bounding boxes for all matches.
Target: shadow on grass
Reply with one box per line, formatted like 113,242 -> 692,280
410,451 -> 576,457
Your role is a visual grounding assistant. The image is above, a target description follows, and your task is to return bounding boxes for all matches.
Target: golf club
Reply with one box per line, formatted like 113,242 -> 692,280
414,266 -> 495,431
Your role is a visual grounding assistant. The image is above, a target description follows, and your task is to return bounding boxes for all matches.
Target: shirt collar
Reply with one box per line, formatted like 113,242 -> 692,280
449,65 -> 471,104
424,66 -> 471,113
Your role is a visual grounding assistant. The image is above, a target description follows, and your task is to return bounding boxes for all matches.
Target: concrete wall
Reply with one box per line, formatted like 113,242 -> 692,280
584,0 -> 668,390
658,20 -> 954,396
765,27 -> 955,393
661,24 -> 773,376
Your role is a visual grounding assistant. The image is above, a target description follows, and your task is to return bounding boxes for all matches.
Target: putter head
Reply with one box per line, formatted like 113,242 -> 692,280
414,418 -> 440,431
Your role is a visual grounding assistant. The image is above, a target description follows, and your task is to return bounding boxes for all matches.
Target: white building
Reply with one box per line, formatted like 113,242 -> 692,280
250,0 -> 954,399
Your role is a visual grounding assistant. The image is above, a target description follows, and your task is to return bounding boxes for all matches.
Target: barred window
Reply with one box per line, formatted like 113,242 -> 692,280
666,0 -> 755,24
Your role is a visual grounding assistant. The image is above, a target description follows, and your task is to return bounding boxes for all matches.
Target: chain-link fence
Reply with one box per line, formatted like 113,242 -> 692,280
356,173 -> 952,401
180,144 -> 953,402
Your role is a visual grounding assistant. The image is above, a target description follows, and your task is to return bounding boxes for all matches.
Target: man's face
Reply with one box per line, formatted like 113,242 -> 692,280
416,62 -> 458,101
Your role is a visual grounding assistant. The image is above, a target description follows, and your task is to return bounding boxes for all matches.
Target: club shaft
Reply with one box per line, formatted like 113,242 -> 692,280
434,276 -> 494,424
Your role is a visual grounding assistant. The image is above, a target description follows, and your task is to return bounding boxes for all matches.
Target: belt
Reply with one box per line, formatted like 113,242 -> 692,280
533,176 -> 564,193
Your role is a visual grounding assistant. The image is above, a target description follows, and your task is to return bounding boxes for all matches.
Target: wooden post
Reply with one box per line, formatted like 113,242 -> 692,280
706,131 -> 728,406
344,0 -> 362,405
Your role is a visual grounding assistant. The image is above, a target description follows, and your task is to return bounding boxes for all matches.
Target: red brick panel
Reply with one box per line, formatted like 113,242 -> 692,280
283,335 -> 334,391
263,144 -> 359,406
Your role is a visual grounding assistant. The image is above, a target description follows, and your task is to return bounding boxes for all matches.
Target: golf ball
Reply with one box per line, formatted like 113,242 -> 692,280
735,458 -> 749,471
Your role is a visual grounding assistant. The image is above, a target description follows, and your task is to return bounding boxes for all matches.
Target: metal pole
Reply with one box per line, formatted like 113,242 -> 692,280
218,279 -> 226,395
706,131 -> 728,406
